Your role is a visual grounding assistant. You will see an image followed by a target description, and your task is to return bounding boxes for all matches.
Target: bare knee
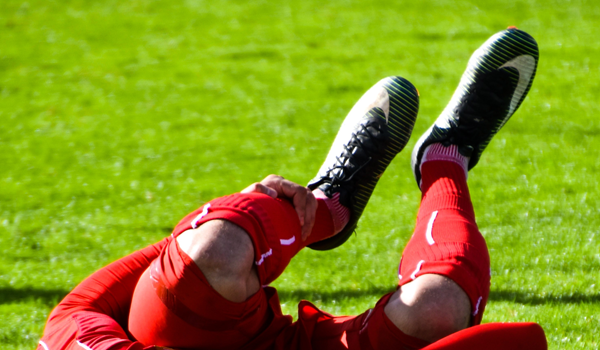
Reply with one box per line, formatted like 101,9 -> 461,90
384,274 -> 471,343
176,219 -> 260,302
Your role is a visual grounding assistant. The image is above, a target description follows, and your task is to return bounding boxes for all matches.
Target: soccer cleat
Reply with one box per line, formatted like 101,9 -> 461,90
411,27 -> 539,187
307,76 -> 419,251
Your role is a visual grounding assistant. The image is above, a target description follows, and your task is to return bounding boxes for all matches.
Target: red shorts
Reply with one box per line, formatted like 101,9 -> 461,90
305,293 -> 430,350
129,240 -> 429,350
129,237 -> 294,349
128,192 -> 427,350
41,189 -> 497,350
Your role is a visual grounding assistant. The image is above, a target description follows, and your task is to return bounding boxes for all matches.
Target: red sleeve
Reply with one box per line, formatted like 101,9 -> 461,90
41,237 -> 171,350
57,237 -> 170,326
73,311 -> 148,350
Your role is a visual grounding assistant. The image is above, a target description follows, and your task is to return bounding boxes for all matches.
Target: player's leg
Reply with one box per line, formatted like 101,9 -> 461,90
127,76 -> 419,349
169,188 -> 335,302
306,148 -> 481,349
386,146 -> 484,342
285,28 -> 541,350
386,27 -> 540,343
175,74 -> 420,291
158,74 -> 419,300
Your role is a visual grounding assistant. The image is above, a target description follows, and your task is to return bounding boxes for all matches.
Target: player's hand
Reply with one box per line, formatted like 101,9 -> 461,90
241,175 -> 317,241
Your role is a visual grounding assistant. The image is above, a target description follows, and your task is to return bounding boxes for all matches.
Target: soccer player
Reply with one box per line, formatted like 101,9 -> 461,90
38,27 -> 547,350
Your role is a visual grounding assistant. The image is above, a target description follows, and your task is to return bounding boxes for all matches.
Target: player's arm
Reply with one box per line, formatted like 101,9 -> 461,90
72,311 -> 175,350
39,238 -> 171,350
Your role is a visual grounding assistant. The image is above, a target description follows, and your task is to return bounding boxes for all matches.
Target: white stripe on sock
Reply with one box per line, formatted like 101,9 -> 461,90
426,211 -> 438,245
76,341 -> 94,350
410,260 -> 426,280
255,249 -> 273,266
191,203 -> 211,229
280,236 -> 296,245
472,296 -> 483,316
39,341 -> 50,350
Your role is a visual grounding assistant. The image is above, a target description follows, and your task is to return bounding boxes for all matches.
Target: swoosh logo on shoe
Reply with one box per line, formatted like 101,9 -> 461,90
346,83 -> 390,124
500,55 -> 536,118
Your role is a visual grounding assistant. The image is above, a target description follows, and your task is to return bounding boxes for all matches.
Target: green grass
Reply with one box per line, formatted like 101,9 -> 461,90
1,0 -> 599,348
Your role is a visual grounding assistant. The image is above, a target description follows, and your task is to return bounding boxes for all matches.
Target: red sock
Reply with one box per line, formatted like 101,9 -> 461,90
313,189 -> 351,234
302,197 -> 340,246
422,322 -> 547,350
420,143 -> 469,186
419,154 -> 474,224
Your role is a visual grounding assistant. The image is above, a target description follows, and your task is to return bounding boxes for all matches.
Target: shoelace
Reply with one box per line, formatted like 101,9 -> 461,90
323,120 -> 383,184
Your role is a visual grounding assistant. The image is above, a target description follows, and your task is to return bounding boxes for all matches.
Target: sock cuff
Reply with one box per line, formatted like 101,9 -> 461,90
419,160 -> 476,221
421,143 -> 469,180
313,190 -> 350,234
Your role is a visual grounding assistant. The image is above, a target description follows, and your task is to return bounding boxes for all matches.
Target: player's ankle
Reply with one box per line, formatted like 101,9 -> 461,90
313,189 -> 350,234
421,143 -> 469,178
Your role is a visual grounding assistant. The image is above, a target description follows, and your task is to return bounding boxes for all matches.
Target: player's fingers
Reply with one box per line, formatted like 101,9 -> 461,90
301,191 -> 317,241
240,182 -> 277,198
259,174 -> 285,188
269,176 -> 309,227
257,175 -> 315,234
283,180 -> 308,227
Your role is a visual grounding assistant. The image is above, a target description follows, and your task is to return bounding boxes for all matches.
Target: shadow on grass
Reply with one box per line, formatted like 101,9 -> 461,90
488,290 -> 600,305
2,286 -> 597,308
0,286 -> 69,306
277,287 -> 600,305
276,285 -> 395,302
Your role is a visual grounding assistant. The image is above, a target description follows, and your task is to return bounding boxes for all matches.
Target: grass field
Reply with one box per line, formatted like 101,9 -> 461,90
1,0 -> 599,349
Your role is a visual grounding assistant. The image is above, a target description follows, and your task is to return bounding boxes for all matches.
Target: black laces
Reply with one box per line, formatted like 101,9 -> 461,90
323,120 -> 383,184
